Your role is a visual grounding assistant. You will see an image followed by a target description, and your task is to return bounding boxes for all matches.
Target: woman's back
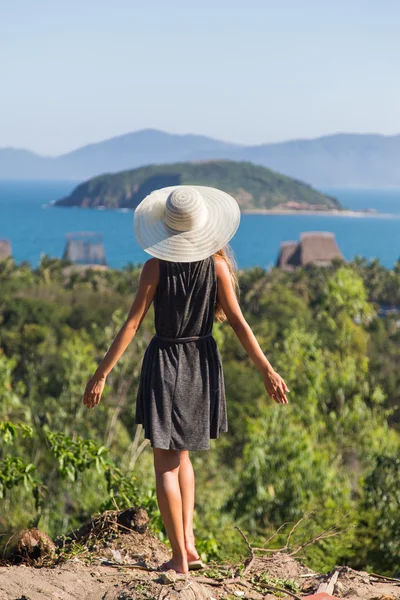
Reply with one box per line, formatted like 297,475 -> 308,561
154,256 -> 216,338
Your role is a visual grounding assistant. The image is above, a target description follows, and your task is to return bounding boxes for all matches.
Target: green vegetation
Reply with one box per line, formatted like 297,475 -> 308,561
54,160 -> 341,210
1,254 -> 399,576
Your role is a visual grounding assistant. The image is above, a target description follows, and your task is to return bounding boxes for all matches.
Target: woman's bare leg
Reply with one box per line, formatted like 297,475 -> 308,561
179,451 -> 201,561
153,448 -> 188,573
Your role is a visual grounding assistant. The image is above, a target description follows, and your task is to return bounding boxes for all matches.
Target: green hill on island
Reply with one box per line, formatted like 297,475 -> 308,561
54,160 -> 341,211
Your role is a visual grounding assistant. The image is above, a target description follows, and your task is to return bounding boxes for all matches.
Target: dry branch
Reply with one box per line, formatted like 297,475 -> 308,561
234,525 -> 255,574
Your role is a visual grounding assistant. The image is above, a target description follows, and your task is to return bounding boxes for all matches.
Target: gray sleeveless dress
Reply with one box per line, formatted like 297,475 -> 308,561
135,255 -> 228,450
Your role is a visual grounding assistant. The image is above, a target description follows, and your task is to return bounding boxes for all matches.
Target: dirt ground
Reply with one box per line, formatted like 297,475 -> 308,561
0,510 -> 399,600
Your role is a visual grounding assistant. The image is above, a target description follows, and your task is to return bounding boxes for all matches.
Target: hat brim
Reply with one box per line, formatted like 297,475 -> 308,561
133,185 -> 241,262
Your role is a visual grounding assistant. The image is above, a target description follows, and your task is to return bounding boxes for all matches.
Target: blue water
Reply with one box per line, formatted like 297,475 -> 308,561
0,181 -> 399,269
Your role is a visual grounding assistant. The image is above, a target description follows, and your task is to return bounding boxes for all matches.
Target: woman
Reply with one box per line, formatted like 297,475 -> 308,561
82,186 -> 289,575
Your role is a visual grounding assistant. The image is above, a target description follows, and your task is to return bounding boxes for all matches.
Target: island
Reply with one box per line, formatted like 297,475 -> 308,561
53,160 -> 342,212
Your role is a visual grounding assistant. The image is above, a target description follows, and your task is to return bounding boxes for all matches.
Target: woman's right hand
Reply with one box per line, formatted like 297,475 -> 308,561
82,374 -> 106,409
263,370 -> 290,404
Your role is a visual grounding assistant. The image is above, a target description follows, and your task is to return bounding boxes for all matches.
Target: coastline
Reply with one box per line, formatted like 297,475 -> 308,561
48,202 -> 395,219
241,208 -> 391,218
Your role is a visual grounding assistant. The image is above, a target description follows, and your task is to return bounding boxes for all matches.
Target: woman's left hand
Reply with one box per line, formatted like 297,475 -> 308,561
82,375 -> 106,409
263,369 -> 290,404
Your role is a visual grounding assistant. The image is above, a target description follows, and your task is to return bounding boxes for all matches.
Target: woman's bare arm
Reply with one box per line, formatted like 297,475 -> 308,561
82,258 -> 159,408
215,255 -> 289,404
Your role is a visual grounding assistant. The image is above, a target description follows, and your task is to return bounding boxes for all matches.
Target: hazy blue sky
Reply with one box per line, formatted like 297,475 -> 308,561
1,0 -> 399,154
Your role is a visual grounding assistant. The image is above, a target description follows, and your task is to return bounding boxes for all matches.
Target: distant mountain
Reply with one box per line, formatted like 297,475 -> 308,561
0,130 -> 239,181
1,129 -> 400,186
54,160 -> 340,211
230,133 -> 400,187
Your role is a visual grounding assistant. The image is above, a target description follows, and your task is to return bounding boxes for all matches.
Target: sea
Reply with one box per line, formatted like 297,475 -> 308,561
0,180 -> 399,270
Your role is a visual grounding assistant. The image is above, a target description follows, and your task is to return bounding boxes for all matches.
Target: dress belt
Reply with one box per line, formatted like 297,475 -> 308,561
154,333 -> 212,343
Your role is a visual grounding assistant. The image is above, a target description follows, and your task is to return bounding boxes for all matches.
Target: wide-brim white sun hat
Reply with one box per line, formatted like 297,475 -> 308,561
133,185 -> 241,262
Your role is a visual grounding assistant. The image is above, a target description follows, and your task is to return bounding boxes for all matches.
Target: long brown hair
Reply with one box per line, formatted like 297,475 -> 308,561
214,245 -> 240,322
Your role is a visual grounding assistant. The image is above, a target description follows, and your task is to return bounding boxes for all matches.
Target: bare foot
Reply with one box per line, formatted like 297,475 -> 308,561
185,534 -> 201,562
160,557 -> 189,574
